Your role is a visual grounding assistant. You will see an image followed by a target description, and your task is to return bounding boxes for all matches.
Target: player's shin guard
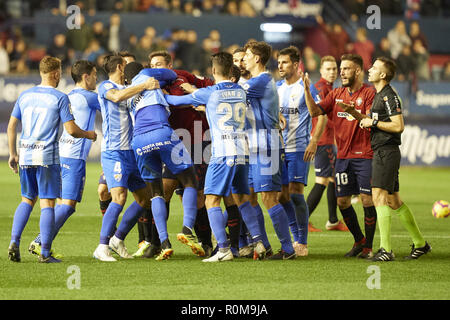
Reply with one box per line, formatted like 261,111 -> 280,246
99,198 -> 112,216
267,204 -> 294,254
306,183 -> 326,217
10,202 -> 33,247
281,201 -> 300,243
115,201 -> 145,240
152,196 -> 169,243
340,205 -> 364,243
238,201 -> 262,243
52,204 -> 75,240
99,202 -> 123,245
363,206 -> 377,249
226,205 -> 241,250
182,187 -> 197,229
40,207 -> 55,258
327,182 -> 338,223
207,206 -> 228,248
291,193 -> 309,244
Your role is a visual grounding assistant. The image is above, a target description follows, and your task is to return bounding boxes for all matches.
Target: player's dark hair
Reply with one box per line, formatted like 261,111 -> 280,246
118,51 -> 136,61
124,62 -> 144,84
376,56 -> 397,82
341,53 -> 364,69
149,50 -> 172,66
230,65 -> 241,83
278,46 -> 300,63
103,54 -> 124,74
211,52 -> 233,77
71,60 -> 96,84
233,47 -> 245,55
244,41 -> 272,66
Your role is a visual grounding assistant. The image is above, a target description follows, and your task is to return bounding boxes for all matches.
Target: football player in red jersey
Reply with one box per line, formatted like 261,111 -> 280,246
149,50 -> 215,257
303,53 -> 377,259
306,55 -> 349,233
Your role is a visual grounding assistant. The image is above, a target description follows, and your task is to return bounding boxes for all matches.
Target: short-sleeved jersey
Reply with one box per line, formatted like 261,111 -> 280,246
242,72 -> 281,153
318,83 -> 376,159
59,87 -> 100,160
98,80 -> 133,151
166,70 -> 214,144
312,78 -> 335,146
277,78 -> 320,153
369,84 -> 403,150
127,68 -> 177,136
11,85 -> 74,165
165,82 -> 248,158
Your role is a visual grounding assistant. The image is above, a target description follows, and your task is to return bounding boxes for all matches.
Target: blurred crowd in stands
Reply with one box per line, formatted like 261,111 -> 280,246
0,0 -> 450,83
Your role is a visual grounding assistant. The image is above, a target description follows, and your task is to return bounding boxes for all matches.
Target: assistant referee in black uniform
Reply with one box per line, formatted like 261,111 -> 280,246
359,57 -> 431,261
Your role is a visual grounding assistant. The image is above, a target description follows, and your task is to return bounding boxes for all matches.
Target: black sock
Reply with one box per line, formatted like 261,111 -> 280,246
165,201 -> 170,221
340,205 -> 364,243
194,206 -> 212,247
99,198 -> 112,215
137,217 -> 145,243
327,182 -> 338,223
226,205 -> 241,250
307,183 -> 326,217
147,209 -> 161,247
363,206 -> 377,249
142,208 -> 152,243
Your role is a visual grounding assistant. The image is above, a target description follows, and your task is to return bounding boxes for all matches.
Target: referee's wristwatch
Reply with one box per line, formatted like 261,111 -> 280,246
372,119 -> 379,127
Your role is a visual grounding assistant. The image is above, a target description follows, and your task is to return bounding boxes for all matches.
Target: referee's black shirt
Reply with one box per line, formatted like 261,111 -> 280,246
370,84 -> 402,150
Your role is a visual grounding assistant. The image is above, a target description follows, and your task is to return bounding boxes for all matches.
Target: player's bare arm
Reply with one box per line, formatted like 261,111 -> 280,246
64,120 -> 97,141
360,114 -> 404,133
302,72 -> 323,117
106,77 -> 160,103
279,113 -> 287,130
7,115 -> 19,174
304,115 -> 327,162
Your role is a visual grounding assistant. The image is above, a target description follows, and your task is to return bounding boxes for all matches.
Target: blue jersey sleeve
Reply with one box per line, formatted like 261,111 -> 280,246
86,91 -> 101,111
165,87 -> 212,107
140,68 -> 177,87
59,94 -> 75,123
11,99 -> 21,120
244,75 -> 270,98
98,81 -> 116,99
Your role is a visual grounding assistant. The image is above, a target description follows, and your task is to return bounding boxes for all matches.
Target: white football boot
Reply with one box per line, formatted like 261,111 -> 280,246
93,244 -> 117,262
109,236 -> 133,259
202,247 -> 233,263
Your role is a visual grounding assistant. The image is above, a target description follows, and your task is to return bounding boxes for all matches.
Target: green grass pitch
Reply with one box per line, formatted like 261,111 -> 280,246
0,162 -> 449,300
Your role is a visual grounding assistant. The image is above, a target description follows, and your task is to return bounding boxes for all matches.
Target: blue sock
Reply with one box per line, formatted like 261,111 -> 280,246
223,209 -> 228,228
115,201 -> 145,240
182,187 -> 197,229
291,193 -> 309,245
239,221 -> 249,248
10,202 -> 33,247
238,201 -> 262,242
267,204 -> 294,254
53,204 -> 75,240
100,202 -> 123,245
282,201 -> 300,243
40,207 -> 55,258
253,204 -> 271,249
152,196 -> 168,242
207,206 -> 228,248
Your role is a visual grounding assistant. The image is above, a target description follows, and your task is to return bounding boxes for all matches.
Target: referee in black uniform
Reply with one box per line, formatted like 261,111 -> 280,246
359,57 -> 431,261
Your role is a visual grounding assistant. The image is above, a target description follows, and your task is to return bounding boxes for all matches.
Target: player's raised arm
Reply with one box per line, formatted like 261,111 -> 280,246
7,115 -> 19,173
164,87 -> 210,108
302,73 -> 324,118
106,77 -> 160,103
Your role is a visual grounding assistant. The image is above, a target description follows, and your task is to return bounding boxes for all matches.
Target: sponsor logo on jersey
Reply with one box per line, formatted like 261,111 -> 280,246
337,112 -> 356,121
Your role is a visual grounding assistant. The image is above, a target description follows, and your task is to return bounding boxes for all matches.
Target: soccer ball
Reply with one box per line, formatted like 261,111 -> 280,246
432,200 -> 450,218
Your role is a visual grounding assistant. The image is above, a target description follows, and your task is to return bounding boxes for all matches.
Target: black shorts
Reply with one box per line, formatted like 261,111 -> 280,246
314,144 -> 336,177
335,158 -> 372,197
371,145 -> 400,194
